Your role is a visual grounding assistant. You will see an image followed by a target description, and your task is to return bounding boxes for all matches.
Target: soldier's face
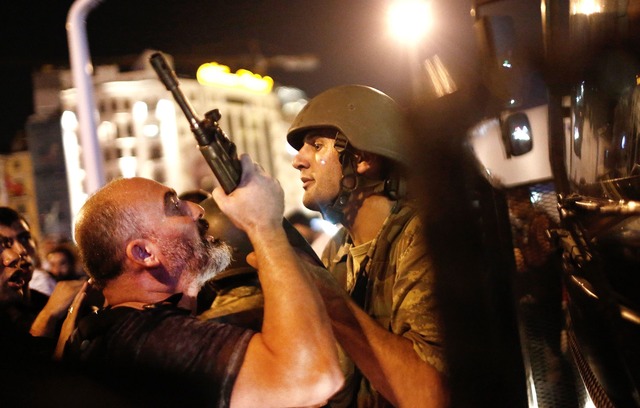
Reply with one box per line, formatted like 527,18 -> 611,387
292,132 -> 343,213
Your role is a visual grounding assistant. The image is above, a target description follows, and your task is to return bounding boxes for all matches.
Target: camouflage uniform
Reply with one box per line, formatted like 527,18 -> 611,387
198,270 -> 264,332
322,202 -> 446,407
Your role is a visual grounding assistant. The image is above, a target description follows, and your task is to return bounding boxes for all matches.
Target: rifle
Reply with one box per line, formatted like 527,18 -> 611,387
149,52 -> 323,266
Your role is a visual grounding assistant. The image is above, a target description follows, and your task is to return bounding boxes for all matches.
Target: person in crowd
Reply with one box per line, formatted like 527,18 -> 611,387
63,154 -> 343,408
0,207 -> 82,337
0,208 -> 52,309
286,209 -> 333,257
0,242 -> 133,407
0,209 -> 83,405
0,225 -> 46,349
288,84 -> 448,407
45,242 -> 83,281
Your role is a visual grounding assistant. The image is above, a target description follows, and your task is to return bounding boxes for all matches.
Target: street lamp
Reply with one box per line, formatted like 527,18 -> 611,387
387,0 -> 444,102
387,0 -> 432,44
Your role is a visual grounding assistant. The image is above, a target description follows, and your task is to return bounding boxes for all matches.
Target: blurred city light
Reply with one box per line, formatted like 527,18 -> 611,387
142,124 -> 159,138
60,110 -> 78,131
132,101 -> 148,122
155,99 -> 174,120
196,62 -> 274,94
311,218 -> 340,237
60,110 -> 85,219
424,54 -> 457,97
387,0 -> 432,44
118,156 -> 138,179
570,0 -> 604,15
386,0 -> 434,102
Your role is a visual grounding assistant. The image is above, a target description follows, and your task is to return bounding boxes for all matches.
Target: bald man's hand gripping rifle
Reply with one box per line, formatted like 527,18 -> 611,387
150,52 -> 322,266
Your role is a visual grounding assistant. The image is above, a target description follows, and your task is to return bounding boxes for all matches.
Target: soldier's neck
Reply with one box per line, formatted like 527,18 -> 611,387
345,194 -> 394,246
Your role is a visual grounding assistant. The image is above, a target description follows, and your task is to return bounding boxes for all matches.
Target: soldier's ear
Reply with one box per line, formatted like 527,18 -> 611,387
126,239 -> 160,268
356,152 -> 381,176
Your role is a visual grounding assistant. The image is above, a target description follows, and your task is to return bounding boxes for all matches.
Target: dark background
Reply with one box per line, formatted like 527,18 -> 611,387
1,0 -> 468,153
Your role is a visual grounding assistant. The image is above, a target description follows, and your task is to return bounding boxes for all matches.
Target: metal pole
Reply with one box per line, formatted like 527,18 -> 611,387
66,0 -> 106,194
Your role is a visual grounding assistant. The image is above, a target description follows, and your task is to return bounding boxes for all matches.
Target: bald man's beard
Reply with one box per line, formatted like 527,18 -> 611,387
160,233 -> 232,290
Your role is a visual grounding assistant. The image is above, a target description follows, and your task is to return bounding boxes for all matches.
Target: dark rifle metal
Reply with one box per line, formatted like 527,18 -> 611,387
149,52 -> 323,266
150,52 -> 241,194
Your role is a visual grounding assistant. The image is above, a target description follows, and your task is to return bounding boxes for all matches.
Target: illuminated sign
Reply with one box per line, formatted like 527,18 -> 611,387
197,62 -> 274,94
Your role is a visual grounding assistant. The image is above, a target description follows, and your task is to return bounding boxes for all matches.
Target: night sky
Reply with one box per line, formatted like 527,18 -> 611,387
0,1 -> 411,150
1,0 -> 542,153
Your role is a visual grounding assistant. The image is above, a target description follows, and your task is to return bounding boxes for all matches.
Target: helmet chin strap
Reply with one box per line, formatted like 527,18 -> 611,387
322,132 -> 357,224
322,132 -> 405,224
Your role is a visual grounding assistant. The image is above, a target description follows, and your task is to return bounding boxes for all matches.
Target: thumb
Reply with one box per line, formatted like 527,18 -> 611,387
245,252 -> 258,269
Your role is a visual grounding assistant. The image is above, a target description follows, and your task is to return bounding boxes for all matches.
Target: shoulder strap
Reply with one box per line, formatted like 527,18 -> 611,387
358,203 -> 416,310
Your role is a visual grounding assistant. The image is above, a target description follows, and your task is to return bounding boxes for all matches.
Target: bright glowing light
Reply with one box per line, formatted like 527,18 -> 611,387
118,156 -> 137,178
282,99 -> 308,117
155,99 -> 174,119
311,218 -> 340,236
156,100 -> 180,188
530,191 -> 542,204
424,54 -> 457,97
197,62 -> 274,94
132,101 -> 148,122
285,140 -> 299,156
502,59 -> 512,68
61,110 -> 78,131
61,119 -> 85,219
97,121 -> 116,142
143,124 -> 159,137
387,0 -> 432,44
570,0 -> 603,15
116,136 -> 136,150
512,126 -> 531,141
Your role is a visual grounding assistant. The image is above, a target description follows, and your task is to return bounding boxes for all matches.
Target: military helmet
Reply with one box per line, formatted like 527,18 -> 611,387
287,85 -> 410,165
200,197 -> 254,276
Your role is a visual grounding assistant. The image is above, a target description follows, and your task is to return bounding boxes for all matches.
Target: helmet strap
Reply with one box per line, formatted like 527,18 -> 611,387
383,174 -> 406,201
323,132 -> 358,224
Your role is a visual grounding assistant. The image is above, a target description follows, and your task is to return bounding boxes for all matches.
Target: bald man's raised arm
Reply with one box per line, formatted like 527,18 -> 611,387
213,155 -> 343,408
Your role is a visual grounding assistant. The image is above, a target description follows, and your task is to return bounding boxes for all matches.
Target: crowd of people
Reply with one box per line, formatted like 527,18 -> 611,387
1,84 -> 448,407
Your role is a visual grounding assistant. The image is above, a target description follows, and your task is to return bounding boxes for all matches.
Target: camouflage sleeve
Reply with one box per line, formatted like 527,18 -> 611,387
391,215 -> 447,373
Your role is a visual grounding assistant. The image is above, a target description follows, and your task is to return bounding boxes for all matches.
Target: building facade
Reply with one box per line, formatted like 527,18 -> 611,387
26,53 -> 306,240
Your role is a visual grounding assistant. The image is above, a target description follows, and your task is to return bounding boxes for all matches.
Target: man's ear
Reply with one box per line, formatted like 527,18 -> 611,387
126,239 -> 160,268
355,152 -> 379,175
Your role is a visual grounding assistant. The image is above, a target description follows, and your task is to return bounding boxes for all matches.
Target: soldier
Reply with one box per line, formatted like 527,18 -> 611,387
289,85 -> 448,407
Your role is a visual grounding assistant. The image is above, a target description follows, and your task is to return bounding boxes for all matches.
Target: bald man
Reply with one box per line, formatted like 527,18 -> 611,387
64,155 -> 343,407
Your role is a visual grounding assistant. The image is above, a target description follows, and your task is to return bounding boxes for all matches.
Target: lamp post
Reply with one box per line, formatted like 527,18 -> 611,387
386,0 -> 432,102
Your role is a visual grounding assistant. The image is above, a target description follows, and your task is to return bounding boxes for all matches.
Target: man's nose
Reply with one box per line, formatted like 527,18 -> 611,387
187,201 -> 205,221
292,148 -> 309,170
11,239 -> 28,257
2,248 -> 23,267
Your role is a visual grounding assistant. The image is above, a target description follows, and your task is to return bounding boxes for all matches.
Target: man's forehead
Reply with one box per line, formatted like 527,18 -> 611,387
113,177 -> 167,198
132,180 -> 176,212
0,224 -> 21,238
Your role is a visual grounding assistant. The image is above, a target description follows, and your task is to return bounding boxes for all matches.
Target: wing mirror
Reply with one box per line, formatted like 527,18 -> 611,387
501,111 -> 533,157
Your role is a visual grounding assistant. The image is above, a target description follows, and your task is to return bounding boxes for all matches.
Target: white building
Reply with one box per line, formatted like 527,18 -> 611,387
29,52 -> 306,237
